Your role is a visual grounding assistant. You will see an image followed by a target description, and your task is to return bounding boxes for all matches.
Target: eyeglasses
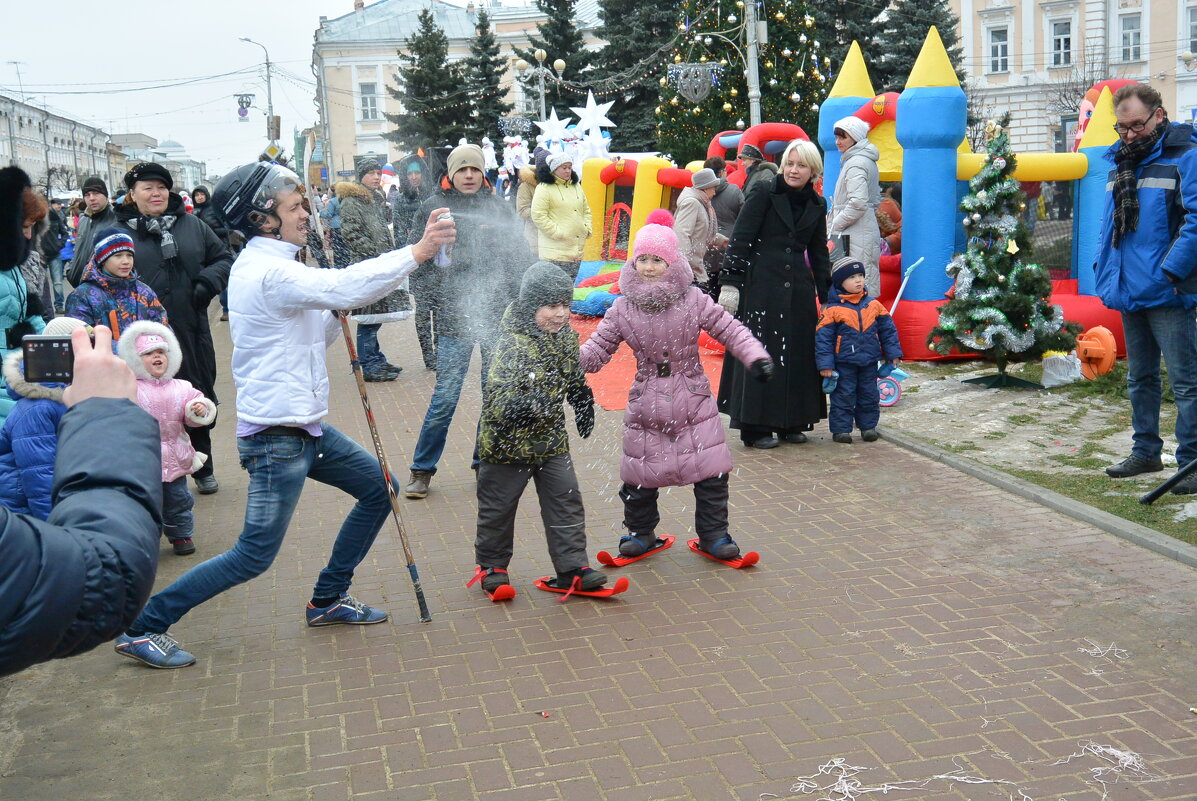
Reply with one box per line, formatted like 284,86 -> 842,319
1113,108 -> 1160,135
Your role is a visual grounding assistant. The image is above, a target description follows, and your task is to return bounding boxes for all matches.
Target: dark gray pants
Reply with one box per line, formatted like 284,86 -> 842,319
620,474 -> 729,545
475,453 -> 588,574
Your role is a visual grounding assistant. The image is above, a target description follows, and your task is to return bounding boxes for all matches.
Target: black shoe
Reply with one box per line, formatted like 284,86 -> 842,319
553,567 -> 607,591
1170,469 -> 1197,495
1105,455 -> 1164,478
194,475 -> 219,495
833,433 -> 853,444
171,538 -> 196,555
363,370 -> 398,383
747,436 -> 780,449
783,432 -> 808,444
861,429 -> 879,442
383,363 -> 403,376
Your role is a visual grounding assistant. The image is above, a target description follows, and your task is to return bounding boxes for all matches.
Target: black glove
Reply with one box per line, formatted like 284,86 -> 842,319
750,358 -> 774,383
569,384 -> 595,438
192,280 -> 215,311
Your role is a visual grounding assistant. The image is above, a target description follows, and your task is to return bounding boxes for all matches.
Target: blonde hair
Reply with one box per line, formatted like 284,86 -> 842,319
779,139 -> 823,180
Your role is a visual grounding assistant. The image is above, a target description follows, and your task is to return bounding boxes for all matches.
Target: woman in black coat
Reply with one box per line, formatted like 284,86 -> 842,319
717,139 -> 830,449
117,163 -> 232,492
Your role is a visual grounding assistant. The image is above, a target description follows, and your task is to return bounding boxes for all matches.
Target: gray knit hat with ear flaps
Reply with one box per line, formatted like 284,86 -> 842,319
516,261 -> 574,317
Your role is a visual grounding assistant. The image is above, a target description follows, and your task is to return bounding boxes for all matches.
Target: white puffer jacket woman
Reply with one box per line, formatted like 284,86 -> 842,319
828,117 -> 882,294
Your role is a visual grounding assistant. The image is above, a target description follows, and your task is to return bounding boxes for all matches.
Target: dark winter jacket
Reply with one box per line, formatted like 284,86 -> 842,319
391,173 -> 430,248
742,161 -> 779,198
0,353 -> 66,519
193,200 -> 230,245
414,185 -> 531,341
718,174 -> 830,433
711,177 -> 744,238
66,202 -> 118,286
336,181 -> 393,262
40,208 -> 69,261
114,193 -> 231,401
815,289 -> 902,370
0,397 -> 161,678
477,303 -> 589,465
64,260 -> 169,339
1094,122 -> 1197,312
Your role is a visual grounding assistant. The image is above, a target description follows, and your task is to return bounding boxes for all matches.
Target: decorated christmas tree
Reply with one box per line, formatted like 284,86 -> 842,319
656,0 -> 830,161
927,115 -> 1080,387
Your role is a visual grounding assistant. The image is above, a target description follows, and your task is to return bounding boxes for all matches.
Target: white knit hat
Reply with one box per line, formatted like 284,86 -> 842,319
834,116 -> 870,144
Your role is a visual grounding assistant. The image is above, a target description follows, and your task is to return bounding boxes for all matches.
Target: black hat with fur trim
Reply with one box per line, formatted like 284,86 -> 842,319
0,166 -> 31,268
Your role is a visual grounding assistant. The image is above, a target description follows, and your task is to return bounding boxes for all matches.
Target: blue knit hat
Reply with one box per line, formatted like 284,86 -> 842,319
830,257 -> 866,291
92,226 -> 135,267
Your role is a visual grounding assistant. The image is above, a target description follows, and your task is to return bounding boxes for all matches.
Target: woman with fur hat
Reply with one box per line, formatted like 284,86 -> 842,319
0,316 -> 83,519
65,227 -> 169,339
118,320 -> 216,555
828,116 -> 882,294
673,167 -> 727,285
580,210 -> 772,563
530,153 -> 591,280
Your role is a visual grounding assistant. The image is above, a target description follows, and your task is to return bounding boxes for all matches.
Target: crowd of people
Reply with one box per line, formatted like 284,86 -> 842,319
2,81 -> 1195,678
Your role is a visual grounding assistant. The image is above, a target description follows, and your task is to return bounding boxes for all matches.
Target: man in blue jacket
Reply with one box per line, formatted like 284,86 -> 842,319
1094,84 -> 1197,494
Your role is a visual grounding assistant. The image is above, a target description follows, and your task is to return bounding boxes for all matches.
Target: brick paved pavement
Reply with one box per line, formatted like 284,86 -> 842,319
2,313 -> 1195,801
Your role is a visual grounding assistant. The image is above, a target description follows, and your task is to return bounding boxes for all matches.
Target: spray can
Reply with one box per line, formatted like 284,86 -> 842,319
433,211 -> 453,267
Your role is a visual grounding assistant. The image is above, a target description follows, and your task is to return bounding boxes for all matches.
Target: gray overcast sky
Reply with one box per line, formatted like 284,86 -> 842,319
1,0 -> 423,177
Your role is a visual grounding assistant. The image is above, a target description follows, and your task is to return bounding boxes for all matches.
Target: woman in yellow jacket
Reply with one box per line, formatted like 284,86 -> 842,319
531,153 -> 591,281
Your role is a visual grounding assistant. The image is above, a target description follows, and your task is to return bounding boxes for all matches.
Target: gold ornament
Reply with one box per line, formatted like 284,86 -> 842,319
670,96 -> 680,106
1019,202 -> 1026,211
723,102 -> 733,112
730,87 -> 739,96
774,11 -> 784,20
674,53 -> 682,63
1006,239 -> 1019,254
659,77 -> 667,87
699,55 -> 708,62
765,60 -> 774,68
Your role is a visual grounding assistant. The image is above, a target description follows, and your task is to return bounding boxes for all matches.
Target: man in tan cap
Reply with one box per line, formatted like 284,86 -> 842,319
404,144 -> 533,499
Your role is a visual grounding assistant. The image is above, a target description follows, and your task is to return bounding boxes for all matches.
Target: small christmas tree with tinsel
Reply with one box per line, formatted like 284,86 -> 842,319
926,114 -> 1080,388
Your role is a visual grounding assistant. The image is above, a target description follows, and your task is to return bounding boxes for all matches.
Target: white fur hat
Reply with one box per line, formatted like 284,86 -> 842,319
117,320 -> 182,380
833,116 -> 870,144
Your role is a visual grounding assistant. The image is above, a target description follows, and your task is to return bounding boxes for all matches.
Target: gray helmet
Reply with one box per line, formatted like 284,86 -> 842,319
212,162 -> 303,237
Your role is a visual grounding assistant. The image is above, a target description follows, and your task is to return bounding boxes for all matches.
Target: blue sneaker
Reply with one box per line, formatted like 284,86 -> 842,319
114,632 -> 196,669
305,595 -> 389,627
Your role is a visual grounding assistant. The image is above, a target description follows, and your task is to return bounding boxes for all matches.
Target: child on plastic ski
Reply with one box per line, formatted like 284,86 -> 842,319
471,261 -> 606,596
118,320 -> 217,555
815,257 -> 902,444
579,210 -> 772,561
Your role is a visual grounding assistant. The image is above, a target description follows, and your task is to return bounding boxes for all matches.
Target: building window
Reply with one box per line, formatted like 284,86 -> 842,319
989,27 -> 1009,73
359,83 -> 378,121
1051,21 -> 1072,67
1189,6 -> 1197,54
1120,14 -> 1141,62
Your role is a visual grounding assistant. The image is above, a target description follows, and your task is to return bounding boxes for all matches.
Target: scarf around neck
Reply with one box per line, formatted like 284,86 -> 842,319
1112,115 -> 1168,247
129,214 -> 179,262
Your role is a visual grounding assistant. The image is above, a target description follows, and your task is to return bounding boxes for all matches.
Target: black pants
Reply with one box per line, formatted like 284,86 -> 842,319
475,453 -> 588,574
187,423 -> 214,479
619,474 -> 729,545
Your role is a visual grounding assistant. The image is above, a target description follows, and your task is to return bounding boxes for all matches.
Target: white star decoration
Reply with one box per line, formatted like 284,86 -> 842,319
534,108 -> 574,146
569,91 -> 616,138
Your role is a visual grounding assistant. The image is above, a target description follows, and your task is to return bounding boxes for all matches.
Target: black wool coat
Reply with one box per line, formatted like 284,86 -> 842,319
115,194 -> 232,401
717,174 -> 831,434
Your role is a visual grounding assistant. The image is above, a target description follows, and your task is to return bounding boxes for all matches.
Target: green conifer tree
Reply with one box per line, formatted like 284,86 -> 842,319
463,9 -> 513,142
927,115 -> 1080,385
812,0 -> 887,78
385,8 -> 466,149
591,0 -> 681,151
514,0 -> 591,118
656,0 -> 829,162
872,0 -> 967,93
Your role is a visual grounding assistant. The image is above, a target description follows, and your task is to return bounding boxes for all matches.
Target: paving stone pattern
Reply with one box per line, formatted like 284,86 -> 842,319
1,316 -> 1195,801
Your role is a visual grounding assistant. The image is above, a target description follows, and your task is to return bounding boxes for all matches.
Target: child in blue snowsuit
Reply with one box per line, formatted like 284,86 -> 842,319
815,258 -> 902,444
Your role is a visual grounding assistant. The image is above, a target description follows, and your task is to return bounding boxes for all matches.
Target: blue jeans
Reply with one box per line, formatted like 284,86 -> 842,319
357,323 -> 387,373
1122,306 -> 1197,468
410,334 -> 493,474
161,476 -> 195,541
132,425 -> 394,634
48,258 -> 64,309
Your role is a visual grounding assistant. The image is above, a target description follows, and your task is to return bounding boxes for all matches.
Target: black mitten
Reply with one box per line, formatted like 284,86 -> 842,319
750,358 -> 774,383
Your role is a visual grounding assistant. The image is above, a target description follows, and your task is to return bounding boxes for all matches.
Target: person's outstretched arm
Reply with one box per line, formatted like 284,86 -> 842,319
0,327 -> 161,678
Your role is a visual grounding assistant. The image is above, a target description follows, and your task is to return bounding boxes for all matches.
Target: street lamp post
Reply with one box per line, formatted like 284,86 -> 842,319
239,37 -> 276,145
514,49 -> 567,119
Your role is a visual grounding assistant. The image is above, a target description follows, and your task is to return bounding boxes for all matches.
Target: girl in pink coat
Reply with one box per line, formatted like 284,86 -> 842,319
118,320 -> 217,555
579,211 -> 773,561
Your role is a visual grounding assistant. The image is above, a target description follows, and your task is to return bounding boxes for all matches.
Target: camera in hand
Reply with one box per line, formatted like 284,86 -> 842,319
22,334 -> 87,383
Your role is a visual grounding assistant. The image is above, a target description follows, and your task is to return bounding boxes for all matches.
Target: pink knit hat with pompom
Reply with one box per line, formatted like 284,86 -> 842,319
631,209 -> 684,266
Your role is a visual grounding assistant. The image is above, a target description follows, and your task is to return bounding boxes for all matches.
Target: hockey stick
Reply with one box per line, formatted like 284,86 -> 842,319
1140,457 -> 1197,505
335,309 -> 432,622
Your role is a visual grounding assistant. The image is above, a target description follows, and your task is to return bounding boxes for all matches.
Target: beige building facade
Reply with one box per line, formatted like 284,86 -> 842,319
311,0 -> 602,185
949,0 -> 1197,151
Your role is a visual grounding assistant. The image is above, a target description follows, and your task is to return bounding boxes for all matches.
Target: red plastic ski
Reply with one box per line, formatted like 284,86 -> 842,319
533,575 -> 630,602
596,535 -> 676,567
467,567 -> 517,602
686,538 -> 760,569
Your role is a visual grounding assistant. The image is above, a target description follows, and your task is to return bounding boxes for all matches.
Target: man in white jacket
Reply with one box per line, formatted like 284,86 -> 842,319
114,163 -> 454,670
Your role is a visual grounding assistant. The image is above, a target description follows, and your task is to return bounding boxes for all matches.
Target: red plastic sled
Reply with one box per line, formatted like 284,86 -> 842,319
533,575 -> 630,602
686,538 -> 760,569
467,567 -> 517,602
596,535 -> 676,568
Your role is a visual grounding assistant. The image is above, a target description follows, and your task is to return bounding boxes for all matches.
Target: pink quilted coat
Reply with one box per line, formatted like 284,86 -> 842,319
580,221 -> 770,488
118,321 -> 217,482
